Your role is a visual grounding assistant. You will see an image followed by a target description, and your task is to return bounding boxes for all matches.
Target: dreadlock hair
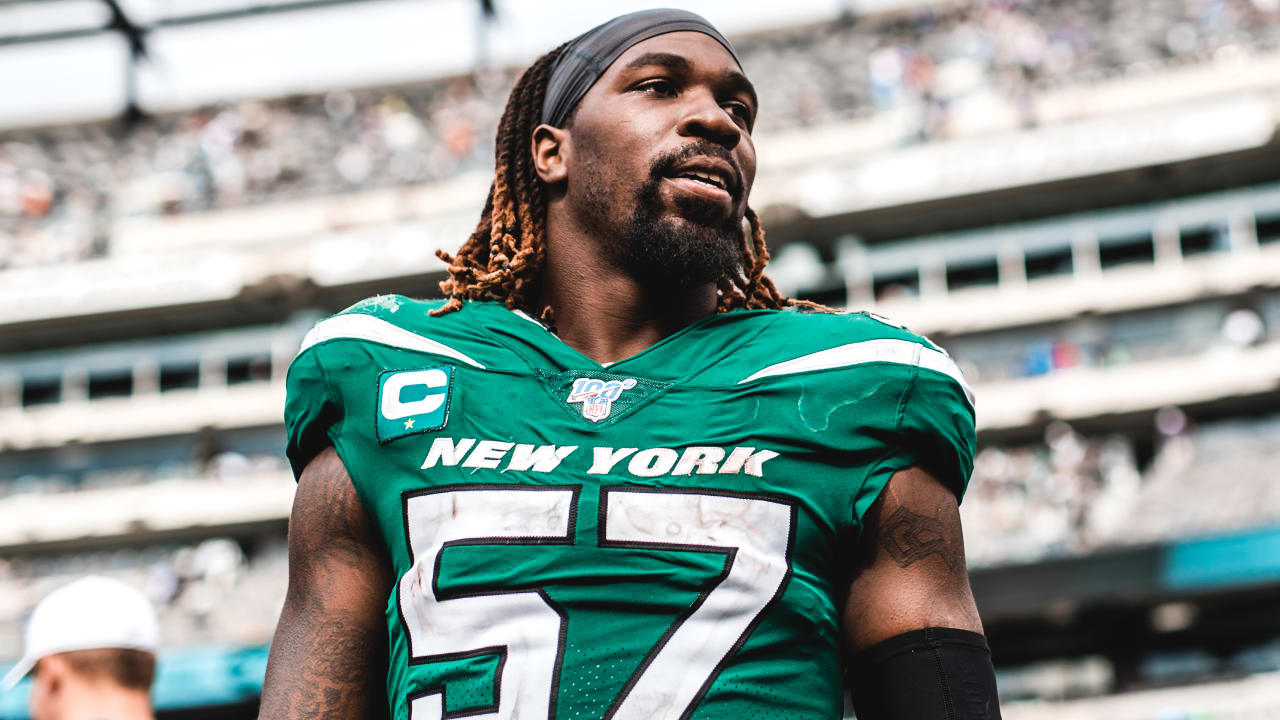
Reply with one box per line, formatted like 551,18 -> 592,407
431,43 -> 826,318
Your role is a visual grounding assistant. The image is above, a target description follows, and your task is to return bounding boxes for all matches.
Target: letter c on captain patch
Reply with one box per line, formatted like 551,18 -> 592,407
381,369 -> 449,420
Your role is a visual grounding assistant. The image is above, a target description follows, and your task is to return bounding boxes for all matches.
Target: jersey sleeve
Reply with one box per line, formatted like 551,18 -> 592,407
853,354 -> 977,524
283,346 -> 342,480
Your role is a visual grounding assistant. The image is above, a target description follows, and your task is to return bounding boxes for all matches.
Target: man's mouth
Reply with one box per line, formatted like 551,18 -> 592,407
665,157 -> 738,195
664,175 -> 732,205
660,156 -> 740,205
673,170 -> 728,191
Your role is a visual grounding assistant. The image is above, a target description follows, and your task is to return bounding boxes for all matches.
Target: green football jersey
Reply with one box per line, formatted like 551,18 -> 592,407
284,296 -> 975,720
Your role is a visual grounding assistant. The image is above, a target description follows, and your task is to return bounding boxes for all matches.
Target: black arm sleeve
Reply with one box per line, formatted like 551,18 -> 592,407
849,627 -> 1002,720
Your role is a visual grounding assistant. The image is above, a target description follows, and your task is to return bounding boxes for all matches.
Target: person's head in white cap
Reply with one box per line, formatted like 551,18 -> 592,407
3,576 -> 158,720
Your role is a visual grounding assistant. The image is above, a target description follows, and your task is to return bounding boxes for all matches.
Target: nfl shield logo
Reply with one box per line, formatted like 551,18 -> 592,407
567,377 -> 637,423
582,397 -> 610,422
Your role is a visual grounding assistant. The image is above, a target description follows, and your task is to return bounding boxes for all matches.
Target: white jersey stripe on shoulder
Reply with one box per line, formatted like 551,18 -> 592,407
737,338 -> 974,406
918,345 -> 976,406
737,338 -> 920,384
297,314 -> 486,368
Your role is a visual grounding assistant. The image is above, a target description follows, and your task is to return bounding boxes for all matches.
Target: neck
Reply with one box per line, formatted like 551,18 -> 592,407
541,222 -> 717,364
56,685 -> 153,720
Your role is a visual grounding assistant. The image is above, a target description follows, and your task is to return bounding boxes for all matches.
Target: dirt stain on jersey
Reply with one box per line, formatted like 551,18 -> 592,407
797,381 -> 864,433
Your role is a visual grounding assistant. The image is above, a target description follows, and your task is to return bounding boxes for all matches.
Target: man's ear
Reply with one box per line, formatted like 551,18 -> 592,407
35,655 -> 67,694
532,124 -> 569,184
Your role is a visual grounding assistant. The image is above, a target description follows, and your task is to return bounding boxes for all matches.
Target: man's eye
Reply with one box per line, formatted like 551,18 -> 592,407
725,102 -> 753,126
637,79 -> 677,96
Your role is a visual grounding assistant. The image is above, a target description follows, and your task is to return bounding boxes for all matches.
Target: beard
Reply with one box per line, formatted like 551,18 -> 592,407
583,141 -> 745,289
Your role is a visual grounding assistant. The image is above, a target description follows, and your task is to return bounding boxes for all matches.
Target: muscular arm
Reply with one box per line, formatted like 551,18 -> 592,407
843,466 -> 982,651
259,447 -> 394,719
843,467 -> 1000,718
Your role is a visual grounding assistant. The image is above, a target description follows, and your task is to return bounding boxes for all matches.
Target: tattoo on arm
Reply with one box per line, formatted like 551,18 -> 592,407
272,608 -> 385,718
879,505 -> 945,567
260,448 -> 392,720
876,500 -> 963,575
843,468 -> 982,651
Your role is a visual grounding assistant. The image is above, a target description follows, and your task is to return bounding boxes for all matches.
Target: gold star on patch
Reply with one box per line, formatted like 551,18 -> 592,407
403,418 -> 415,429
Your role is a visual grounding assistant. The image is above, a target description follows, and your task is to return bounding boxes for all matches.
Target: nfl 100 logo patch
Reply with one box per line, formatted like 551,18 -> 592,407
566,377 -> 637,423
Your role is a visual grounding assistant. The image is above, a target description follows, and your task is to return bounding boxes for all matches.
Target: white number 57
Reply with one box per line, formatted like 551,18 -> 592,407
399,486 -> 794,720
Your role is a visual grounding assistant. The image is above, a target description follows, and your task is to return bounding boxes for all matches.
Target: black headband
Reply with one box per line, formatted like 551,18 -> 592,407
540,8 -> 741,129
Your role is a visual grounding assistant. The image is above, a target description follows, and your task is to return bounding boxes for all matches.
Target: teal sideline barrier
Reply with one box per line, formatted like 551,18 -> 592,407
0,644 -> 269,719
1163,524 -> 1280,590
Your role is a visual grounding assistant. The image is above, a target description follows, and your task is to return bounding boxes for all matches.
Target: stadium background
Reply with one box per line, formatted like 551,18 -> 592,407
2,0 -> 1279,717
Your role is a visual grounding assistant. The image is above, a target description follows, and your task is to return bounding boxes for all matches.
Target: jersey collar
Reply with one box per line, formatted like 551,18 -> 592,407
463,301 -> 780,383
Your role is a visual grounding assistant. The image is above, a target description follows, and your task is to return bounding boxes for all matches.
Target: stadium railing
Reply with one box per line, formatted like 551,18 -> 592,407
0,471 -> 293,551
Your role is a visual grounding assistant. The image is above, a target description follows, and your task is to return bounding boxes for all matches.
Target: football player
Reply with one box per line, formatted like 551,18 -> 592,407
261,9 -> 1000,719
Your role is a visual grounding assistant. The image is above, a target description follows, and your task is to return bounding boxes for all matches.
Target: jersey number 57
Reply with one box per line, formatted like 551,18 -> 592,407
399,485 -> 795,720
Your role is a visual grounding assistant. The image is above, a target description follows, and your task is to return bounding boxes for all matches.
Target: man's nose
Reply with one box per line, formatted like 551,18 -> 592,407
675,88 -> 742,150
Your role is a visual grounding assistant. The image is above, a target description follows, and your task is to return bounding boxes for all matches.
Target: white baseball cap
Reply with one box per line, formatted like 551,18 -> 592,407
2,576 -> 159,690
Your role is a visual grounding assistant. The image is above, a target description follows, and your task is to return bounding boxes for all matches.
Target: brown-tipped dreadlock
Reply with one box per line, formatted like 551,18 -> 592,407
431,45 -> 826,318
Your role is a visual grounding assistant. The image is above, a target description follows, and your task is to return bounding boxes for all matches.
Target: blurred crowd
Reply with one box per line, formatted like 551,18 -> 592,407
1123,411 -> 1280,544
962,410 -> 1280,567
0,452 -> 287,499
747,0 -> 1280,135
962,421 -> 1143,566
0,537 -> 286,655
948,299 -> 1275,382
2,0 -> 1279,269
0,71 -> 513,269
